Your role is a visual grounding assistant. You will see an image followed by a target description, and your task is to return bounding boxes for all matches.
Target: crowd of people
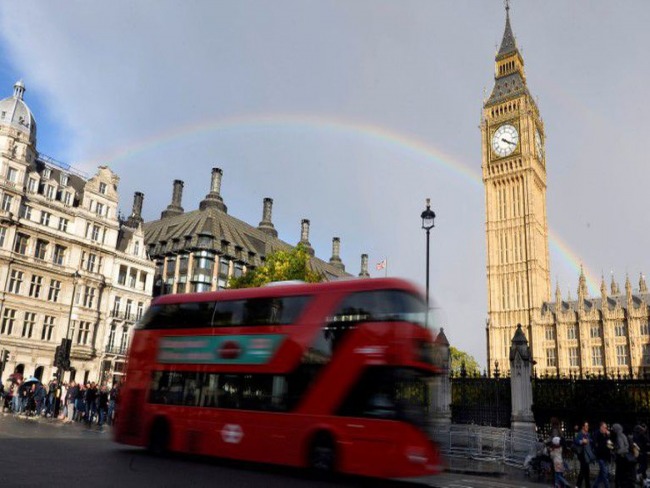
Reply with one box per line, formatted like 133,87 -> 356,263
0,376 -> 120,429
540,418 -> 649,488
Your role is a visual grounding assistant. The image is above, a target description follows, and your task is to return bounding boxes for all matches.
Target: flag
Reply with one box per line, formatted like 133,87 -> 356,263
376,259 -> 386,271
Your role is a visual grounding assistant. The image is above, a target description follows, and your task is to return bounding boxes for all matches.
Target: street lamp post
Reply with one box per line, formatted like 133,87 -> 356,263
420,198 -> 436,323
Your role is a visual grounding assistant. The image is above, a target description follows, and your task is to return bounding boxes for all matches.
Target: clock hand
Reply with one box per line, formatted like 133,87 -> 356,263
501,138 -> 516,146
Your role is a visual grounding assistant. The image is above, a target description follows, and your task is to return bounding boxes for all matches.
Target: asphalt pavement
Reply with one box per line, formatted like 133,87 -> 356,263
0,413 -> 549,488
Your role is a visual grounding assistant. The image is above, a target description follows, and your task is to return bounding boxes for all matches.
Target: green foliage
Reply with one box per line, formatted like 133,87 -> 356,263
449,346 -> 481,376
228,243 -> 324,288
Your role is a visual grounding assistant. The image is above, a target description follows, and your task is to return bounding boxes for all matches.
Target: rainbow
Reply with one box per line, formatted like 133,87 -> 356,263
82,113 -> 598,294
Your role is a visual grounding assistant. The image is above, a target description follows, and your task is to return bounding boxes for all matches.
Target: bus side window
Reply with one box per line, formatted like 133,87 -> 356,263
212,300 -> 244,326
218,374 -> 241,408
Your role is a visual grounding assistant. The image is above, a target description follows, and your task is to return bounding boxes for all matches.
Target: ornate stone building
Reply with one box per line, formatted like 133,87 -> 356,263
0,81 -> 154,385
143,168 -> 371,295
483,8 -> 650,377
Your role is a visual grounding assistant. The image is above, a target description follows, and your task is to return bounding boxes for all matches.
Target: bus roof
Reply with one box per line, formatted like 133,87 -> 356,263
151,277 -> 423,305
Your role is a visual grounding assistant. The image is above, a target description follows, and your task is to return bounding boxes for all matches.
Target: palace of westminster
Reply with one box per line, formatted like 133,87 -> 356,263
0,6 -> 648,386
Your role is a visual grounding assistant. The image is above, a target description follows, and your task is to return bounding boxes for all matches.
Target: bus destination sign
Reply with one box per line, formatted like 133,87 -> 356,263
157,334 -> 285,365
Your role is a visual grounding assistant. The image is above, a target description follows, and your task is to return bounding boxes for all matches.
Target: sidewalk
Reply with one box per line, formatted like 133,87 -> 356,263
441,455 -> 544,485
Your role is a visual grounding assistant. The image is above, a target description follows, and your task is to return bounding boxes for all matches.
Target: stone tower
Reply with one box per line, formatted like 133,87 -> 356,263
482,5 -> 550,375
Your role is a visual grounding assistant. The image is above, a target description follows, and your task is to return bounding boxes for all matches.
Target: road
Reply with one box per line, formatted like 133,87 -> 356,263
0,415 -> 541,488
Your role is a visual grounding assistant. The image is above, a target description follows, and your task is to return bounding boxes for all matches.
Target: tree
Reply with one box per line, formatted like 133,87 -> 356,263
449,346 -> 481,376
228,243 -> 323,288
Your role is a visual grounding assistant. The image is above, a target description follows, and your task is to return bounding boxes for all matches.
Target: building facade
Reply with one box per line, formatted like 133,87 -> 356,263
0,81 -> 154,385
143,168 -> 371,296
484,8 -> 650,377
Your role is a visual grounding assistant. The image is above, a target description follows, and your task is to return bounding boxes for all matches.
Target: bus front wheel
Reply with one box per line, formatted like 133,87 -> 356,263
148,417 -> 170,456
308,431 -> 337,474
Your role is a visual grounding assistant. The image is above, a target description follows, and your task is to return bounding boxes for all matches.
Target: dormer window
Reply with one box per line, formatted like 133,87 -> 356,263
99,182 -> 107,194
42,168 -> 51,180
63,192 -> 72,206
45,185 -> 55,200
27,177 -> 36,193
60,174 -> 69,186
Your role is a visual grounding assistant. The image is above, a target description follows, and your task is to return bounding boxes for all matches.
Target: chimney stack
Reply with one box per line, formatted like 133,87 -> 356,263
126,191 -> 144,227
299,219 -> 314,256
257,197 -> 278,237
161,179 -> 184,219
329,237 -> 345,271
359,254 -> 370,278
199,167 -> 228,212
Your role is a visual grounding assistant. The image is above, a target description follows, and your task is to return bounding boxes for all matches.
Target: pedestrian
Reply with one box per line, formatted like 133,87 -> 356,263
593,421 -> 612,488
612,423 -> 636,488
107,383 -> 118,426
33,383 -> 46,416
550,436 -> 571,488
46,378 -> 57,417
64,381 -> 78,423
74,383 -> 85,422
574,420 -> 594,488
84,382 -> 97,425
97,385 -> 109,429
633,423 -> 648,482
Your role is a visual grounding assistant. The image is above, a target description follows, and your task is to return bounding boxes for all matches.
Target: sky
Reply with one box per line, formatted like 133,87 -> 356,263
1,1 -> 649,368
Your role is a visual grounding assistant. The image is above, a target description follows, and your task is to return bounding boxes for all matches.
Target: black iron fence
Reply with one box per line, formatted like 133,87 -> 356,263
532,374 -> 650,438
451,373 -> 512,428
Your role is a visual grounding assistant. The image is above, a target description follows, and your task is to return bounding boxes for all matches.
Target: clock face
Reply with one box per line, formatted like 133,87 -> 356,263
491,124 -> 519,158
535,129 -> 543,160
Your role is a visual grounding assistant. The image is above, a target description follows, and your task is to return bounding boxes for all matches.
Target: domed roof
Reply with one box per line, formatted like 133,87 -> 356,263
0,80 -> 36,142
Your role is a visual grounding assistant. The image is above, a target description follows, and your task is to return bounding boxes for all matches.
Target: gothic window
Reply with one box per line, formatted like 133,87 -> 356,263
567,325 -> 577,340
616,345 -> 629,366
546,348 -> 556,368
590,325 -> 602,338
545,326 -> 555,341
568,347 -> 580,367
643,345 -> 650,366
591,346 -> 603,366
641,322 -> 649,336
615,323 -> 627,337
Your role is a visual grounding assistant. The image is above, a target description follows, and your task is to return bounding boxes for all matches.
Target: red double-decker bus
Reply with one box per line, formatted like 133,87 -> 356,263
114,278 -> 443,479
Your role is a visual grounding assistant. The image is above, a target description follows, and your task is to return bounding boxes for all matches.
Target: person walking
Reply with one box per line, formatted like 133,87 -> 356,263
84,382 -> 97,426
550,436 -> 572,488
574,421 -> 594,488
593,421 -> 612,488
612,423 -> 635,488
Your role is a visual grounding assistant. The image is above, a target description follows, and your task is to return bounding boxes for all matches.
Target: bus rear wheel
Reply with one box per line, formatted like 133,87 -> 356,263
309,432 -> 336,474
148,418 -> 170,456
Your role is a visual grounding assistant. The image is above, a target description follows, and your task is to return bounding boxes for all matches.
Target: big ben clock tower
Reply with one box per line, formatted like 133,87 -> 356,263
483,5 -> 551,374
